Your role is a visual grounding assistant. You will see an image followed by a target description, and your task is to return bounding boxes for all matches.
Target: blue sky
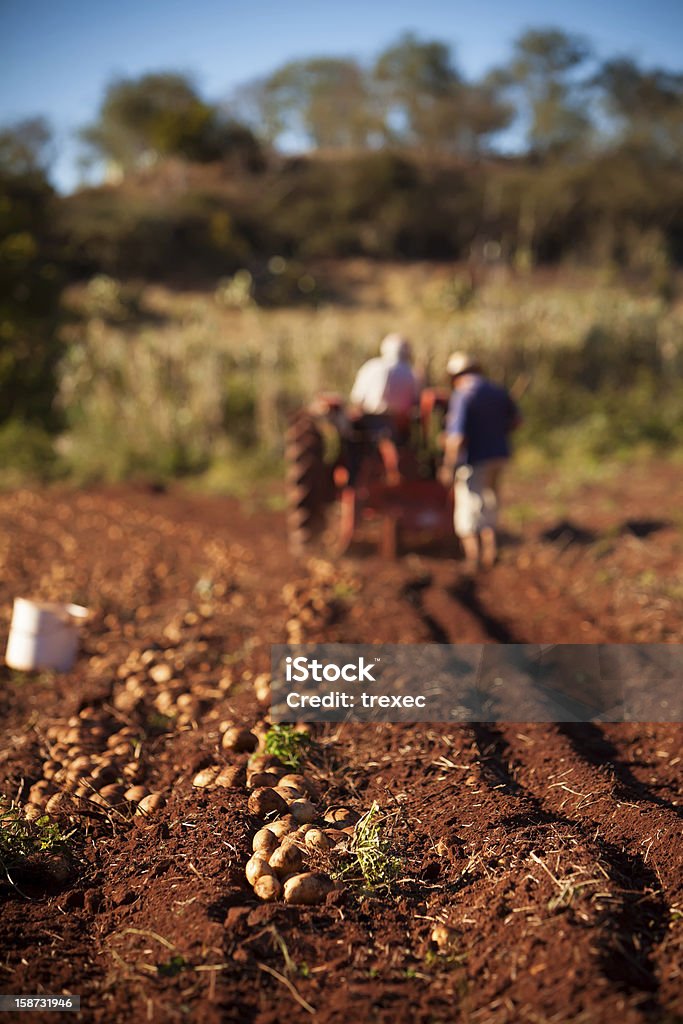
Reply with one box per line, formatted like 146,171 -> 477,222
2,0 -> 682,191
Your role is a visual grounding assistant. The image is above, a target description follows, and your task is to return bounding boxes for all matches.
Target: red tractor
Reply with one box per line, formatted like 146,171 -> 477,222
285,390 -> 454,557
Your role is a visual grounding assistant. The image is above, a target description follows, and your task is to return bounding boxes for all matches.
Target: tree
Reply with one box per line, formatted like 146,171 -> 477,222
81,72 -> 262,173
494,28 -> 593,156
374,32 -> 462,150
0,117 -> 54,177
245,58 -> 379,149
0,151 -> 63,431
593,58 -> 683,161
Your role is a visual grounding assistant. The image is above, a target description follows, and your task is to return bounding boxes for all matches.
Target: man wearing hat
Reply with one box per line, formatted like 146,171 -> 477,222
439,352 -> 521,571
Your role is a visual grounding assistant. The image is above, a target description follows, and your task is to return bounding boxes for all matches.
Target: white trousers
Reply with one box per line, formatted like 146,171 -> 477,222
454,458 -> 507,538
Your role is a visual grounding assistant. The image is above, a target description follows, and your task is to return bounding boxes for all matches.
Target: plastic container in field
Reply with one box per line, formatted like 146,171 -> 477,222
5,598 -> 89,672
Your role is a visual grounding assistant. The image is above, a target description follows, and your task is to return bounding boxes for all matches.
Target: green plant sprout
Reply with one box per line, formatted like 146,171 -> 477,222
263,725 -> 311,768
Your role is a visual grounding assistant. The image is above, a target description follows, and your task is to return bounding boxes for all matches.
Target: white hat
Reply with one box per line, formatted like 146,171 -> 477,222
381,333 -> 412,361
446,351 -> 478,376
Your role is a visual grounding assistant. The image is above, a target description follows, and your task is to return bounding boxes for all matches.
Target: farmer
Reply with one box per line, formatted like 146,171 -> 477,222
439,352 -> 521,571
349,333 -> 420,425
348,334 -> 421,485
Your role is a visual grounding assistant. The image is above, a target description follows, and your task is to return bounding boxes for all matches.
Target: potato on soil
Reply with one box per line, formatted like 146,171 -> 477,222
323,829 -> 348,845
192,767 -> 219,788
135,792 -> 165,815
23,802 -> 44,821
252,827 -> 279,857
98,784 -> 127,806
274,785 -> 303,801
214,765 -> 244,789
124,785 -> 147,803
245,854 -> 275,887
290,799 -> 317,825
431,923 -> 456,949
279,774 -> 319,799
304,828 -> 332,852
254,875 -> 282,901
221,726 -> 258,753
324,807 -> 360,827
247,771 -> 281,789
248,754 -> 285,774
45,793 -> 71,816
248,787 -> 288,818
269,843 -> 304,877
268,815 -> 297,839
283,872 -> 334,905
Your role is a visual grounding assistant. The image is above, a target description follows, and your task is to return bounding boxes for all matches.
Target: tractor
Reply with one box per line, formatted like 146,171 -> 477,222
285,389 -> 454,557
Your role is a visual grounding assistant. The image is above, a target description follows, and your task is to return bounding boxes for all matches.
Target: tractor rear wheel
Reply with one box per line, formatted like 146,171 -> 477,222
285,411 -> 332,553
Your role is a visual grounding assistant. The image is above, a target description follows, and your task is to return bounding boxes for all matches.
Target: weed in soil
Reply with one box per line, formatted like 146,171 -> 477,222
263,725 -> 311,768
0,800 -> 76,890
334,802 -> 402,890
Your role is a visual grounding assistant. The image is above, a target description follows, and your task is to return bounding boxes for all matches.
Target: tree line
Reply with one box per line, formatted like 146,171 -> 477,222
1,27 -> 682,181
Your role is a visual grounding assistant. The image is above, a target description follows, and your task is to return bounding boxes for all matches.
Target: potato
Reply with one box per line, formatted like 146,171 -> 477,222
247,771 -> 281,789
290,799 -> 317,825
283,872 -> 334,906
252,827 -> 279,857
323,829 -> 348,846
192,767 -> 218,788
279,774 -> 319,800
253,674 -> 271,703
124,785 -> 147,803
222,727 -> 258,753
248,754 -> 284,774
45,793 -> 71,816
304,828 -> 332,852
324,807 -> 360,827
254,875 -> 282,902
135,792 -> 165,816
269,843 -> 304,877
268,815 -> 297,839
214,765 -> 244,789
24,802 -> 44,821
274,785 -> 303,802
248,787 -> 288,818
245,854 -> 274,887
98,784 -> 127,806
431,923 -> 455,949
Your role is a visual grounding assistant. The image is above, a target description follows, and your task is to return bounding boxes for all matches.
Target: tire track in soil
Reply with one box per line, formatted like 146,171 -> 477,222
401,574 -> 527,646
476,722 -> 682,1019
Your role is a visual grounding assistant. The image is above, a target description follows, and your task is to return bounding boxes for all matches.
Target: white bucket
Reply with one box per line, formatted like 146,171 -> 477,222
5,598 -> 89,673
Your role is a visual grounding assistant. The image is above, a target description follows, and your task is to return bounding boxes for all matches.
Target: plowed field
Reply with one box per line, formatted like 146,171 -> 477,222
1,465 -> 681,1023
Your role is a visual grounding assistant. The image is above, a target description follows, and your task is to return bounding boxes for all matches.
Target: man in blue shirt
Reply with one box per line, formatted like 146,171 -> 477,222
439,352 -> 521,571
